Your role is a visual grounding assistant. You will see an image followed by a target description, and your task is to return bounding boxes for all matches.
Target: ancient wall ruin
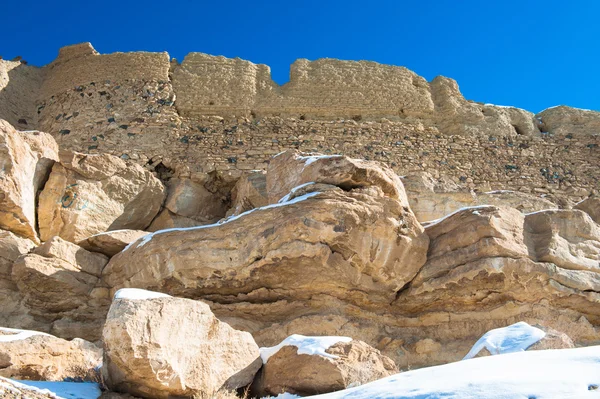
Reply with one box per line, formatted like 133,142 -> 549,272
0,42 -> 599,203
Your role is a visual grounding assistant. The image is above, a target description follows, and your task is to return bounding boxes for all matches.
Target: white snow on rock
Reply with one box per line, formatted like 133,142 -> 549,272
127,191 -> 321,249
278,182 -> 316,203
13,380 -> 101,399
294,345 -> 600,399
297,154 -> 343,166
0,327 -> 51,342
422,205 -> 495,226
463,322 -> 546,360
260,334 -> 352,364
114,288 -> 171,300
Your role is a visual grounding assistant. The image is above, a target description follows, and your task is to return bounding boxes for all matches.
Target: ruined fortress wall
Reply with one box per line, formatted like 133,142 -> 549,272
39,43 -> 170,100
171,55 -> 435,120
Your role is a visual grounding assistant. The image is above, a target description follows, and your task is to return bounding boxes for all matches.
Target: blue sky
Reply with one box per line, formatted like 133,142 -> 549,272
2,0 -> 599,113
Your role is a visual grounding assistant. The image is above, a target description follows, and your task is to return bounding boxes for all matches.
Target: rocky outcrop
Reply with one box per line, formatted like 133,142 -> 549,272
78,230 -> 148,257
0,230 -> 36,331
163,178 -> 227,224
227,171 -> 267,217
575,196 -> 600,224
256,336 -> 397,396
12,236 -> 110,341
0,120 -> 58,242
102,290 -> 261,398
537,106 -> 600,136
103,182 -> 428,312
0,327 -> 101,381
38,150 -> 166,243
266,150 -> 408,204
402,172 -> 557,222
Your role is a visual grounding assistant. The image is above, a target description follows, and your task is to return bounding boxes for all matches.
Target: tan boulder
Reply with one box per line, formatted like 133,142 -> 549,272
0,230 -> 37,330
102,289 -> 261,398
12,236 -> 110,341
256,335 -> 397,396
575,196 -> 600,224
529,325 -> 575,351
78,230 -> 148,257
0,120 -> 58,241
266,150 -> 408,204
103,183 -> 428,312
226,171 -> 267,216
536,105 -> 600,136
0,327 -> 101,381
164,178 -> 227,223
38,150 -> 166,243
525,209 -> 600,272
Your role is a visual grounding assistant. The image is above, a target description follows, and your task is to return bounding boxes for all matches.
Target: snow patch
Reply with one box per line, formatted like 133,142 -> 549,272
301,345 -> 600,399
114,288 -> 171,300
483,190 -> 515,195
422,205 -> 496,227
14,380 -> 101,399
463,322 -> 545,360
260,334 -> 352,364
297,154 -> 343,166
278,182 -> 316,203
262,393 -> 301,399
128,191 -> 321,249
0,327 -> 51,342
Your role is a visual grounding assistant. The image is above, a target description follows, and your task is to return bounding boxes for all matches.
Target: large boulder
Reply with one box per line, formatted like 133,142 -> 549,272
0,327 -> 101,381
12,236 -> 110,341
536,105 -> 600,136
256,335 -> 397,396
102,289 -> 261,398
103,183 -> 429,312
575,196 -> 600,224
78,230 -> 148,257
0,230 -> 36,330
266,150 -> 408,204
147,209 -> 205,232
475,190 -> 557,214
163,178 -> 227,224
0,120 -> 58,242
38,150 -> 166,243
388,206 -> 600,369
525,209 -> 600,272
226,171 -> 268,217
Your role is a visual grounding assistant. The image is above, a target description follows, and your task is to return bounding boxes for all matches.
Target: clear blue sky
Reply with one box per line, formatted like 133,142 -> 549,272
2,0 -> 599,113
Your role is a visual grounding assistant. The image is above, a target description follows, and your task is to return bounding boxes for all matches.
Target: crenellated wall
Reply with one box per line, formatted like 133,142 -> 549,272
0,42 -> 599,204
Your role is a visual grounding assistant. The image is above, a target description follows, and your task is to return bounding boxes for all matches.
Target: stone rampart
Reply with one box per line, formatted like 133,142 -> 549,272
0,43 -> 598,203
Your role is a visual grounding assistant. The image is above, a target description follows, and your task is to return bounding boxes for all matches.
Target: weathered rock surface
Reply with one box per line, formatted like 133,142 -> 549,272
257,338 -> 397,396
0,120 -> 58,241
226,171 -> 267,216
575,196 -> 600,224
103,183 -> 428,312
12,236 -> 110,341
164,178 -> 227,223
0,327 -> 101,381
528,326 -> 575,351
266,150 -> 408,204
146,209 -> 204,232
537,105 -> 600,136
0,230 -> 36,330
78,230 -> 148,257
102,291 -> 261,398
402,172 -> 557,222
38,150 -> 166,243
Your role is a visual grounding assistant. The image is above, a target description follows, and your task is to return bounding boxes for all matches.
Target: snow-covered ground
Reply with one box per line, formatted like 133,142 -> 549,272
113,287 -> 171,300
264,345 -> 600,399
6,379 -> 100,399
